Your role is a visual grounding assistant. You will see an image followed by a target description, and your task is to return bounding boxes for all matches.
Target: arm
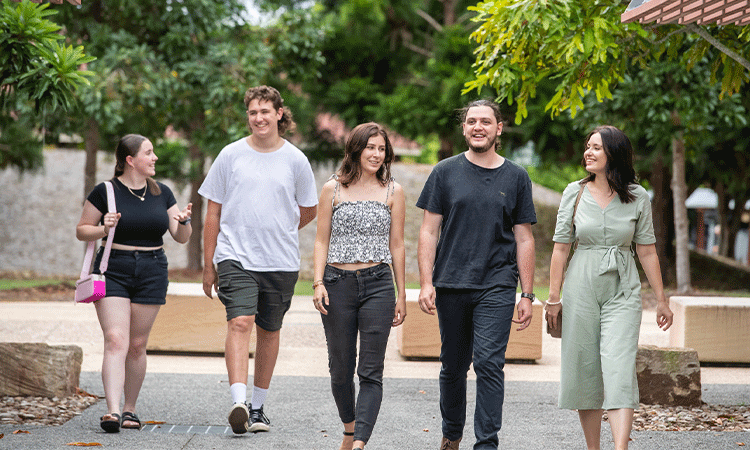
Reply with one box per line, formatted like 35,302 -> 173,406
513,222 -> 535,330
312,182 -> 335,314
636,243 -> 673,331
299,205 -> 317,230
167,203 -> 192,244
76,200 -> 120,242
417,209 -> 442,315
389,183 -> 407,327
546,242 -> 571,331
202,200 -> 221,298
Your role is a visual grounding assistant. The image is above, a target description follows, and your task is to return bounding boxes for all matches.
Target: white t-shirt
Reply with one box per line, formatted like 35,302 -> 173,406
198,138 -> 318,271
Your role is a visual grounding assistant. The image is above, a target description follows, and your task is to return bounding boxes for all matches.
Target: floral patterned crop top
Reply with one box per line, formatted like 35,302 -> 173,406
327,176 -> 394,264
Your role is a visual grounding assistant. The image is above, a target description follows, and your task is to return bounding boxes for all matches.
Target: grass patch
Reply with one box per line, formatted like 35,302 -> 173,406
0,279 -> 71,290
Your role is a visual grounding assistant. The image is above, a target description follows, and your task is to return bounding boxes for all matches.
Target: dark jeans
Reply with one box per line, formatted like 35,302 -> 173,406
435,286 -> 516,450
321,263 -> 395,444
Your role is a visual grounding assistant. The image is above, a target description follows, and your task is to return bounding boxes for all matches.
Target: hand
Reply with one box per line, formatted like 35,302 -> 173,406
392,297 -> 406,327
174,203 -> 192,224
202,265 -> 217,299
656,301 -> 673,331
545,302 -> 562,332
103,212 -> 121,234
313,285 -> 329,315
513,297 -> 533,331
418,284 -> 436,315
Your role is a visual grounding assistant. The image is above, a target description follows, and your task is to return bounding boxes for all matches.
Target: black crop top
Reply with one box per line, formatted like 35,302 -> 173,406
87,178 -> 177,247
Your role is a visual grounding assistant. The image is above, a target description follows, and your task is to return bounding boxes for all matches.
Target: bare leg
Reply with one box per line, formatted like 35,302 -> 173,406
122,303 -> 161,418
578,409 -> 603,450
340,420 -> 354,450
95,296 -> 132,415
607,408 -> 634,450
225,315 -> 255,384
253,326 -> 280,389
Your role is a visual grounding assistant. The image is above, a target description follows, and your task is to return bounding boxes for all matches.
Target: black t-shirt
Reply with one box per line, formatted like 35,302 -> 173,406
416,153 -> 537,289
87,178 -> 177,247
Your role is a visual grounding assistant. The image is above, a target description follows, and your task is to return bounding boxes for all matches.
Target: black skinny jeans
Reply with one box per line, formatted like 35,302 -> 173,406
320,263 -> 395,444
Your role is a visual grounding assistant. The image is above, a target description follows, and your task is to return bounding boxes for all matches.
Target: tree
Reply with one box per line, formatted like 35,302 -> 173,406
465,0 -> 750,293
0,0 -> 94,171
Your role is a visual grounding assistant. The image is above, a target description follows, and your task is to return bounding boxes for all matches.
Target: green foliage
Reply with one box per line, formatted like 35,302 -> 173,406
0,0 -> 94,113
465,0 -> 750,125
0,106 -> 43,171
527,164 -> 587,193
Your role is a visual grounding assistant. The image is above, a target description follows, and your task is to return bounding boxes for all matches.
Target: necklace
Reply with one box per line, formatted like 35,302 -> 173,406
127,185 -> 147,201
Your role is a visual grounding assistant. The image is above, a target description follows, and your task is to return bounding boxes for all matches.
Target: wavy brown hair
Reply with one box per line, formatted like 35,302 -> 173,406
244,85 -> 296,135
337,122 -> 394,187
113,134 -> 161,195
581,125 -> 636,203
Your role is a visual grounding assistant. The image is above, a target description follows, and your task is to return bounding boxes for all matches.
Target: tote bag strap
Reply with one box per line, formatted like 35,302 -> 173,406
97,181 -> 117,273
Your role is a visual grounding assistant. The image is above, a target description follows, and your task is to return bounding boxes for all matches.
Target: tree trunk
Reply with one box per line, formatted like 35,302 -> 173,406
187,141 -> 204,272
438,135 -> 453,161
715,182 -> 730,256
83,117 -> 99,199
671,132 -> 691,293
441,0 -> 458,26
650,155 -> 673,284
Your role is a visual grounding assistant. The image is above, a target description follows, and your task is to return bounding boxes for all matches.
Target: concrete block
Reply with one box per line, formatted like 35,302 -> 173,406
669,296 -> 750,363
636,345 -> 701,407
0,343 -> 82,398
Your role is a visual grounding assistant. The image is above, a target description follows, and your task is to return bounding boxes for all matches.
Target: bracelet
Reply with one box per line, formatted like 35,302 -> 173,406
179,218 -> 191,225
312,280 -> 324,289
545,300 -> 562,306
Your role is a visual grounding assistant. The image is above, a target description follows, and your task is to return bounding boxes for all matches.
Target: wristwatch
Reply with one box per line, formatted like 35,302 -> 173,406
179,218 -> 191,225
520,292 -> 535,302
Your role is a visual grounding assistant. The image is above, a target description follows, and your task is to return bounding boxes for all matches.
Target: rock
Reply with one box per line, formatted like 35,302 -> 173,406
0,343 -> 83,398
636,345 -> 701,407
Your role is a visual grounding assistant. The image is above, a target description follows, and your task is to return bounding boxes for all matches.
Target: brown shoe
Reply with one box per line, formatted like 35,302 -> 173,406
440,436 -> 462,450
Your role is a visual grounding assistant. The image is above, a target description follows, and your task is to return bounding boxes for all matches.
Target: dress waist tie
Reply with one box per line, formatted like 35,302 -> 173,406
576,244 -> 634,298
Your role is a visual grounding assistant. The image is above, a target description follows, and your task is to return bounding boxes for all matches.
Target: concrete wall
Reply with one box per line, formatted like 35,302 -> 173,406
0,148 -> 560,281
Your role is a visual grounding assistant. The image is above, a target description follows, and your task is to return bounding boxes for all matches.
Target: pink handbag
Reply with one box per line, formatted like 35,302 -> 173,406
75,181 -> 116,303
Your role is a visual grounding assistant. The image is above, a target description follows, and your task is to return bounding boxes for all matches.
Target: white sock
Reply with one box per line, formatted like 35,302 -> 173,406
250,386 -> 268,410
230,383 -> 247,405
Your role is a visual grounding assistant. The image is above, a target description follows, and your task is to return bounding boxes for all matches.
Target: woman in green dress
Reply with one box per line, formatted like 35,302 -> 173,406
546,125 -> 673,450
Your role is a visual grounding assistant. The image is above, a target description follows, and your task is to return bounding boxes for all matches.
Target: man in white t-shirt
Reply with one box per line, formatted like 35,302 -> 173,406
199,85 -> 318,434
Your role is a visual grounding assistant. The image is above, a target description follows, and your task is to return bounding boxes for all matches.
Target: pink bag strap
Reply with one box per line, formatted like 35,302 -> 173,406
80,181 -> 117,278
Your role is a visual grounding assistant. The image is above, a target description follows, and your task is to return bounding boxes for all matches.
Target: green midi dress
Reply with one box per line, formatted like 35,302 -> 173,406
553,181 -> 656,410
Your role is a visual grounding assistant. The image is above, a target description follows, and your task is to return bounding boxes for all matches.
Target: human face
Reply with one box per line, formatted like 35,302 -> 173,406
584,132 -> 607,175
247,99 -> 283,138
127,139 -> 157,177
462,106 -> 503,154
359,134 -> 387,175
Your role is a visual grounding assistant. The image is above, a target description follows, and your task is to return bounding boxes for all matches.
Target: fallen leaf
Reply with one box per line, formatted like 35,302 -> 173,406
737,443 -> 745,447
76,388 -> 99,398
0,433 -> 4,439
423,428 -> 429,432
142,420 -> 165,424
66,443 -> 102,447
12,430 -> 29,434
419,390 -> 426,394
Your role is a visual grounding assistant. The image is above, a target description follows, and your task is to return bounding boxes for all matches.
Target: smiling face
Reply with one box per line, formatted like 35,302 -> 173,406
584,132 -> 608,175
127,139 -> 157,177
462,105 -> 503,154
246,98 -> 283,138
359,134 -> 387,175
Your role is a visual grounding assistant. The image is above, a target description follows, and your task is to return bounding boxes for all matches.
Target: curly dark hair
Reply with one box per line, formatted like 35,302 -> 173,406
243,85 -> 296,135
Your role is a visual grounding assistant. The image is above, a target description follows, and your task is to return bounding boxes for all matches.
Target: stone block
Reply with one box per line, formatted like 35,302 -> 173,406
396,291 -> 543,361
669,296 -> 750,363
147,283 -> 255,355
0,343 -> 82,398
636,344 -> 701,407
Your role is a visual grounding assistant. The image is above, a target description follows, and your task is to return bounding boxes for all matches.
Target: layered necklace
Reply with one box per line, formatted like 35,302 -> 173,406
127,185 -> 147,201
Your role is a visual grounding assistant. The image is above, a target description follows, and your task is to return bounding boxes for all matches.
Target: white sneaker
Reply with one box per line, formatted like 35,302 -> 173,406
227,403 -> 249,434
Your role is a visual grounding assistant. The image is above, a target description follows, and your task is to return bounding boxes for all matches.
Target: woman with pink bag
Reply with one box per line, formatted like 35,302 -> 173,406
75,134 -> 192,433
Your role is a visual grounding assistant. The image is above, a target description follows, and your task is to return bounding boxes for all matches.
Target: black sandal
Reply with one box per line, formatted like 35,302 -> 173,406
120,411 -> 142,430
100,413 -> 121,433
343,431 -> 354,436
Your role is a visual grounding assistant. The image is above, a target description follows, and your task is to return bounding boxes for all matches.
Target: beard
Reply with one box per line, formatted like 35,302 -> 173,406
465,134 -> 499,154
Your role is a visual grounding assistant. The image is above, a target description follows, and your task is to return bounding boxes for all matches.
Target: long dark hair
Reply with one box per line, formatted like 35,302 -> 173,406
113,134 -> 161,195
337,122 -> 394,187
244,85 -> 296,135
581,125 -> 636,203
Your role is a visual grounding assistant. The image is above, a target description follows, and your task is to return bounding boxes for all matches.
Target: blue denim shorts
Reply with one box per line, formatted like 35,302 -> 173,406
93,247 -> 168,305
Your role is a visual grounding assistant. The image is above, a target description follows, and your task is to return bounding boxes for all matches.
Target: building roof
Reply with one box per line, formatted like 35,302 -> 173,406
621,0 -> 750,25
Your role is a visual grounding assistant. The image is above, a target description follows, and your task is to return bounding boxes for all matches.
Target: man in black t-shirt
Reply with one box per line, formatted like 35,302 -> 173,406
416,99 -> 537,450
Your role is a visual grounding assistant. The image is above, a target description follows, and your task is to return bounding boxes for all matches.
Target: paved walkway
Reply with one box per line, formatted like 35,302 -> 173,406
0,286 -> 748,449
